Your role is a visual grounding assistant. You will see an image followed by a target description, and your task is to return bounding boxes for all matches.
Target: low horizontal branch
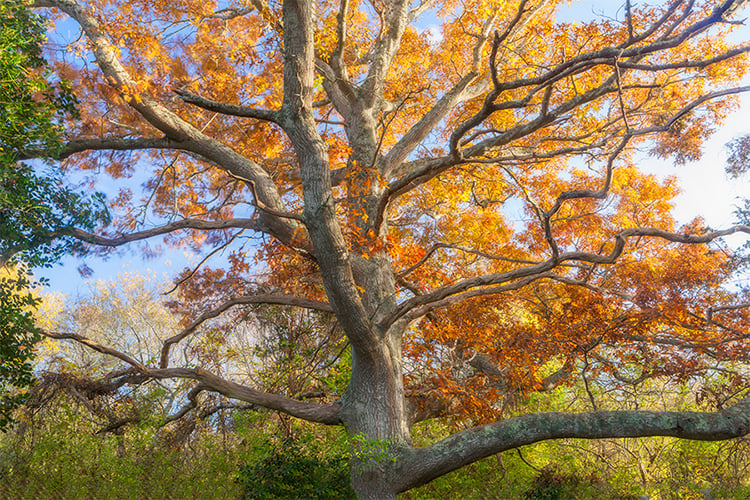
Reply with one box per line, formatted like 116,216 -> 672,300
42,329 -> 342,425
147,367 -> 342,424
398,395 -> 750,492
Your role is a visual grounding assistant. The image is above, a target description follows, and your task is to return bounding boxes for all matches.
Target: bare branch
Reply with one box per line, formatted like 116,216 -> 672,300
69,218 -> 263,247
708,302 -> 750,323
544,136 -> 629,218
615,45 -> 750,72
18,136 -> 182,161
160,294 -> 334,368
381,75 -> 748,215
174,89 -> 280,123
163,230 -> 245,295
163,384 -> 208,424
148,366 -> 341,424
42,330 -> 149,372
41,331 -> 342,425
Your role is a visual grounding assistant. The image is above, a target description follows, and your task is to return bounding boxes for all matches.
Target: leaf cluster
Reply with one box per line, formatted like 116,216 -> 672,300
0,0 -> 77,162
0,270 -> 41,431
0,1 -> 110,269
0,0 -> 110,431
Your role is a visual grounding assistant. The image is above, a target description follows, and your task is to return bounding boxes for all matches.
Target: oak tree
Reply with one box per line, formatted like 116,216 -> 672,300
20,0 -> 750,496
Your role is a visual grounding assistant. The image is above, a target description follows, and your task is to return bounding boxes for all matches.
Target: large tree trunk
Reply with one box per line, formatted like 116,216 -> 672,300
334,254 -> 409,498
341,329 -> 410,499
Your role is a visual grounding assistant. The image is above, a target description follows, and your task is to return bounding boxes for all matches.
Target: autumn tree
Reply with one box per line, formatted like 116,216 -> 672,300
19,0 -> 750,496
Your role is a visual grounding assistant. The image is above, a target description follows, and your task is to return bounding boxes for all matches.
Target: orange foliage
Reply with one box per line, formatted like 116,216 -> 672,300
38,0 -> 750,425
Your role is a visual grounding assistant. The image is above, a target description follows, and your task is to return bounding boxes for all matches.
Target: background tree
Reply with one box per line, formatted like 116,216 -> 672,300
20,0 -> 750,496
0,0 -> 109,429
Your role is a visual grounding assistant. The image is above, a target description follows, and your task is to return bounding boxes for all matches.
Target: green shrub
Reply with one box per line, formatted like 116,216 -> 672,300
523,466 -> 609,500
237,436 -> 355,500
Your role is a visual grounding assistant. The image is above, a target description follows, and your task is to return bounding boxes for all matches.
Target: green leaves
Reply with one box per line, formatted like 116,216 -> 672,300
0,0 -> 77,163
0,0 -> 108,431
726,134 -> 750,180
0,269 -> 41,431
0,1 -> 109,269
237,435 -> 354,500
0,162 -> 110,268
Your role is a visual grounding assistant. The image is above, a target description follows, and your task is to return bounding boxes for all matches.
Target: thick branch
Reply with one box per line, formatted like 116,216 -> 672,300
380,72 -> 478,179
18,136 -> 182,161
148,367 -> 341,424
42,330 -> 342,425
396,395 -> 750,492
360,0 -> 410,108
69,218 -> 263,247
42,330 -> 149,371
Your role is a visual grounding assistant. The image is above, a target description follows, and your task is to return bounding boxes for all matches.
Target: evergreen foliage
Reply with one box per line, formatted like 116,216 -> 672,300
0,0 -> 108,430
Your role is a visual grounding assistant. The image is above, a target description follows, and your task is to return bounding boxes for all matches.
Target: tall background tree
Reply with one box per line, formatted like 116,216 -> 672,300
18,0 -> 750,496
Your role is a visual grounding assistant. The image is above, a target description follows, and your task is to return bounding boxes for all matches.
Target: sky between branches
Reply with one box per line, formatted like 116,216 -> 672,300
36,0 -> 750,296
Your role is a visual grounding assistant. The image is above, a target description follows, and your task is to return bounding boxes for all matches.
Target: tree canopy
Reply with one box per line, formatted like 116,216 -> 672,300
17,0 -> 750,496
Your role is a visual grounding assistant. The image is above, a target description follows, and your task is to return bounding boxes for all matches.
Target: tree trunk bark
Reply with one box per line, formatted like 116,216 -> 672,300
341,329 -> 411,499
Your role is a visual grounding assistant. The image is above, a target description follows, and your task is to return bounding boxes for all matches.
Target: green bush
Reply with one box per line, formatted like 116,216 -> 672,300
523,466 -> 613,500
237,436 -> 355,500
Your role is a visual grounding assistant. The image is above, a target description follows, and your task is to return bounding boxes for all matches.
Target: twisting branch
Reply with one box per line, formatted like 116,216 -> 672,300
147,366 -> 341,424
382,225 -> 750,327
68,218 -> 262,247
380,0 -> 538,179
544,136 -> 630,219
40,330 -> 342,425
380,74 -> 748,218
17,136 -> 183,161
163,384 -> 208,424
42,330 -> 149,372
